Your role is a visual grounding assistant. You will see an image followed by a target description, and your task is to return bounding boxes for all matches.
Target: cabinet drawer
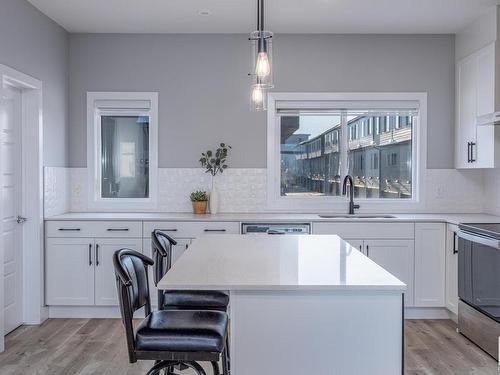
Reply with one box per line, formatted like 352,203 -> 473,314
46,221 -> 142,238
143,221 -> 240,238
312,222 -> 414,239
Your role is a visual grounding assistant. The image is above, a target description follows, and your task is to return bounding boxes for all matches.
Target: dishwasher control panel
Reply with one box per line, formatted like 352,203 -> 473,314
241,223 -> 311,235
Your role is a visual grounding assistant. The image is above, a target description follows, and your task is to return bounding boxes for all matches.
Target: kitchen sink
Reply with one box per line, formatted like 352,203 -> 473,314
318,214 -> 396,219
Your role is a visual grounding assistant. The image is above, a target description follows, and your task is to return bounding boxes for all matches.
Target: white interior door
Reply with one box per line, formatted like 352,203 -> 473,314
0,85 -> 23,334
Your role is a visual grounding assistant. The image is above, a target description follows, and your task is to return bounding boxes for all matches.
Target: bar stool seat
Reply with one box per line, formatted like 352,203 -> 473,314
136,309 -> 228,352
163,290 -> 229,310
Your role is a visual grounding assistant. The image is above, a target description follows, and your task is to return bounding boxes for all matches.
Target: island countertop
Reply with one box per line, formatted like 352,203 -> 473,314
158,234 -> 406,291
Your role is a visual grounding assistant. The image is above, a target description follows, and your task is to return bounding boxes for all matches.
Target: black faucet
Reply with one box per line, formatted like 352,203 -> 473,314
342,175 -> 360,215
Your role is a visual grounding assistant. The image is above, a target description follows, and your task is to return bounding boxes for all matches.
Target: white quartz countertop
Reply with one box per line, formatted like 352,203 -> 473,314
158,234 -> 406,291
45,211 -> 500,225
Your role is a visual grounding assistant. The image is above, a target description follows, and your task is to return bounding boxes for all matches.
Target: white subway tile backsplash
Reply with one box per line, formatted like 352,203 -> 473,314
43,167 -> 70,217
44,167 -> 267,215
44,167 -> 486,216
69,168 -> 88,212
483,169 -> 500,216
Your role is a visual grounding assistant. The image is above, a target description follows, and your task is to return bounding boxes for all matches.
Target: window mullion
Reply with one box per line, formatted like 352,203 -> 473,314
340,110 -> 349,181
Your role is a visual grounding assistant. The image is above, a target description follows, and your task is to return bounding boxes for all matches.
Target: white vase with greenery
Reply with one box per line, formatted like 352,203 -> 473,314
199,143 -> 231,214
210,177 -> 219,214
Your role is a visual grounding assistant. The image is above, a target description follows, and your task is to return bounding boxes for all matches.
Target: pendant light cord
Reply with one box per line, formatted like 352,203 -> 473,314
260,0 -> 264,32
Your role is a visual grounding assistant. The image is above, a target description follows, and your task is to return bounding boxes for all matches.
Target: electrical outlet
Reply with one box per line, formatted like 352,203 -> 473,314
74,184 -> 81,197
434,185 -> 444,199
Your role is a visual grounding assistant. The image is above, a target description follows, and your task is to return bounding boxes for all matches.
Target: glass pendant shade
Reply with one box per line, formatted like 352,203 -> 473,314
249,30 -> 274,89
250,83 -> 267,111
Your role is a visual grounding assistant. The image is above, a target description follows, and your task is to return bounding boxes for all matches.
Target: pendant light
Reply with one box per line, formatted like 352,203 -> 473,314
250,0 -> 273,111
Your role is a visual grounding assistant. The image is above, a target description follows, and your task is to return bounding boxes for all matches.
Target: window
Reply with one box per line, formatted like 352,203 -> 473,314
267,93 -> 426,210
87,92 -> 158,210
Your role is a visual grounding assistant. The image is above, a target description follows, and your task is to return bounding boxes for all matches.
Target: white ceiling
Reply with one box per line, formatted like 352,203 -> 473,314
28,0 -> 499,34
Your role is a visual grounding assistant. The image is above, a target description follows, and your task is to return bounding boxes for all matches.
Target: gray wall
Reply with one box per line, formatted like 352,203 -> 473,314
69,33 -> 455,169
0,0 -> 69,166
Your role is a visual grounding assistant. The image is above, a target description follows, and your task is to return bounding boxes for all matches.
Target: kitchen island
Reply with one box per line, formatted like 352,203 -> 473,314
158,234 -> 406,375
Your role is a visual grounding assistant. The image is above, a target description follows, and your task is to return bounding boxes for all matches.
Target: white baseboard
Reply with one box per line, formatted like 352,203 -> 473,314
48,306 -> 454,320
404,307 -> 454,319
48,306 -> 147,319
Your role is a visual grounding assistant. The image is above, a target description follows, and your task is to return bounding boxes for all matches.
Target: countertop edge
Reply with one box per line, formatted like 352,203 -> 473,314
43,212 -> 500,225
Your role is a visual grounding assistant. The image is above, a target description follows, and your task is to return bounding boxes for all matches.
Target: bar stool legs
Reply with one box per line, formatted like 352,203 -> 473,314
147,360 -> 209,375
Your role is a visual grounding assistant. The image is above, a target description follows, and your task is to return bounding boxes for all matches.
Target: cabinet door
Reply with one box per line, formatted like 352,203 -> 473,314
94,238 -> 142,306
364,240 -> 415,307
476,43 -> 495,117
414,223 -> 446,307
456,55 -> 477,169
46,238 -> 95,305
445,224 -> 459,315
344,239 -> 365,254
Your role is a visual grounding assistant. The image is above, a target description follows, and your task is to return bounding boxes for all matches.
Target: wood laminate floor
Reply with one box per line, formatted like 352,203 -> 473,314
0,319 -> 497,374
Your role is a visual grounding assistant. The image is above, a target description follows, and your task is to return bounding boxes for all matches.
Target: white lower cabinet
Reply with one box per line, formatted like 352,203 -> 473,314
344,239 -> 364,253
94,238 -> 143,306
345,238 -> 415,306
445,224 -> 459,315
45,224 -> 143,306
365,240 -> 415,307
46,238 -> 95,306
414,223 -> 446,307
143,237 -> 192,307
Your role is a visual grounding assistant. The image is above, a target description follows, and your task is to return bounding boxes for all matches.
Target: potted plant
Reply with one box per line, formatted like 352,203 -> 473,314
190,190 -> 209,214
199,143 -> 231,214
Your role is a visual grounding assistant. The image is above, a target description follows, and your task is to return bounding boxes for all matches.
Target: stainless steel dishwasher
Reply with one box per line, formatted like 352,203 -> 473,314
241,223 -> 310,235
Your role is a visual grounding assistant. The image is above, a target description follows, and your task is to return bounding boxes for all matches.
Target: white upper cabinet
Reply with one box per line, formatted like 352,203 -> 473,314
455,43 -> 499,169
476,43 -> 495,117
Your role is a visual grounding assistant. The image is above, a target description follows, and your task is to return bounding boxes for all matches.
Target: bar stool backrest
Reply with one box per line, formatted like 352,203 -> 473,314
113,248 -> 154,362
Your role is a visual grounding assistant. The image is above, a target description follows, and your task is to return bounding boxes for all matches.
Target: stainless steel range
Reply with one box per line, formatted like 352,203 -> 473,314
457,223 -> 500,360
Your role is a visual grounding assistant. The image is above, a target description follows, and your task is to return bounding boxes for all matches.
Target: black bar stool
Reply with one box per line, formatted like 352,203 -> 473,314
152,230 -> 230,311
152,230 -> 231,373
113,248 -> 229,375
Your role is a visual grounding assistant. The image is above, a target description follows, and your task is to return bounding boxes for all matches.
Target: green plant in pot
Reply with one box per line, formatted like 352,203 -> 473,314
190,190 -> 208,214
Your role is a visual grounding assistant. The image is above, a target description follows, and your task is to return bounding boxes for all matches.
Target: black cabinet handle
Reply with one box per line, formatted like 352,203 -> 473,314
106,228 -> 129,232
88,244 -> 92,266
96,244 -> 100,266
470,142 -> 476,162
467,142 -> 471,163
204,229 -> 227,232
453,232 -> 458,254
160,229 -> 178,232
366,245 -> 370,257
59,228 -> 81,231
359,245 -> 362,252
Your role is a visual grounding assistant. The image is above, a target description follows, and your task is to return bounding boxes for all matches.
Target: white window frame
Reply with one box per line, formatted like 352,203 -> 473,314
266,92 -> 428,212
87,92 -> 158,211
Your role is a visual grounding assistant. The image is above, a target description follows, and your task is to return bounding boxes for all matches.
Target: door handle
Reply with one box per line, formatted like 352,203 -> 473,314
470,142 -> 476,162
58,228 -> 81,231
95,244 -> 100,266
467,142 -> 471,163
453,232 -> 458,254
359,245 -> 362,252
106,228 -> 129,232
160,229 -> 178,232
204,229 -> 227,232
88,244 -> 93,266
366,245 -> 369,257
16,216 -> 27,224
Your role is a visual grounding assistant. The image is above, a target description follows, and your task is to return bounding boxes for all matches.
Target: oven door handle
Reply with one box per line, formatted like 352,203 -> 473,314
457,230 -> 500,250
